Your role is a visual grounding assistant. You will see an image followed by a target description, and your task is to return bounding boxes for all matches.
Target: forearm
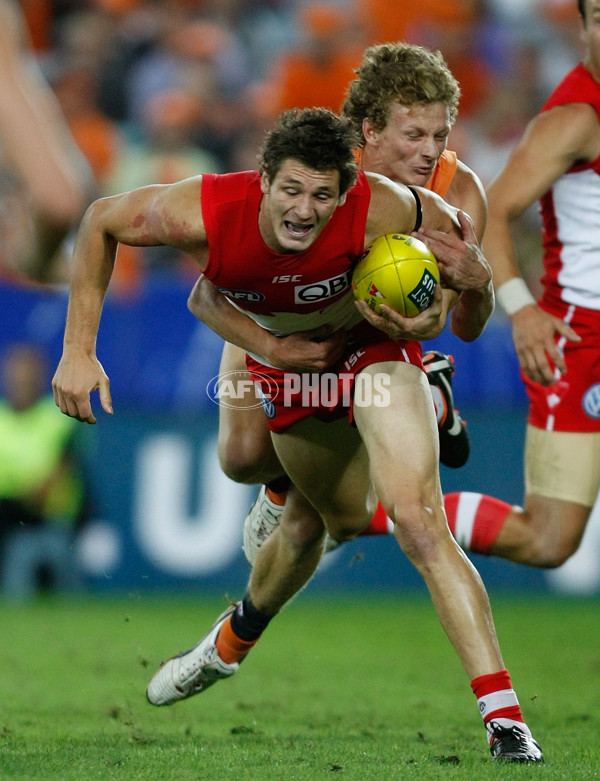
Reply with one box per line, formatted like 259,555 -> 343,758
450,281 -> 495,342
62,203 -> 118,354
188,276 -> 277,360
481,212 -> 521,289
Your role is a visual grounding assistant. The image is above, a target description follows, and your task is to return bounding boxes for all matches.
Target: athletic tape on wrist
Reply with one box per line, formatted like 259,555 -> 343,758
496,277 -> 536,316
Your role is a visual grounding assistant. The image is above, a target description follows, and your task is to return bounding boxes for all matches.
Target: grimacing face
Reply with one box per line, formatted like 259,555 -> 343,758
362,101 -> 452,187
259,159 -> 346,254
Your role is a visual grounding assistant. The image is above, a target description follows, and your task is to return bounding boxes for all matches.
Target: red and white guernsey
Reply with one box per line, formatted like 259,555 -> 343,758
201,169 -> 371,339
539,63 -> 600,313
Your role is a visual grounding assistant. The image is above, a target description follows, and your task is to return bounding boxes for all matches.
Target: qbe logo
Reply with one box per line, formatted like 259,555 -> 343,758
294,270 -> 352,303
206,370 -> 279,410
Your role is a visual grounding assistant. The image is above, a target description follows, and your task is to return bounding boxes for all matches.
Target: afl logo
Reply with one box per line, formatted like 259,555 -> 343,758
206,370 -> 278,410
582,383 -> 600,419
219,287 -> 265,303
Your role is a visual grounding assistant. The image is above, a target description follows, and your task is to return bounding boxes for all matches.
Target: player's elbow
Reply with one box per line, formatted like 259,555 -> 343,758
450,312 -> 487,342
450,292 -> 494,342
187,283 -> 205,321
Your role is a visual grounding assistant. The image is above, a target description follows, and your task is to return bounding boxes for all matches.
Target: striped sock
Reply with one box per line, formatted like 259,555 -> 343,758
444,492 -> 513,554
471,668 -> 530,740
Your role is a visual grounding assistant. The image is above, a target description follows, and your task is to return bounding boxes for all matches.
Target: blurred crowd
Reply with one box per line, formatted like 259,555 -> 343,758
5,0 -> 585,292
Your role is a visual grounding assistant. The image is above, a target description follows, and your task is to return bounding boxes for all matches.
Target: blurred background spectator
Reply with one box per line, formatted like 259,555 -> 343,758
0,343 -> 93,601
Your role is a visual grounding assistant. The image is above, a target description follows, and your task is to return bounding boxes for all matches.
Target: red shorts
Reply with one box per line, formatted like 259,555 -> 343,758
524,300 -> 600,432
246,321 -> 423,433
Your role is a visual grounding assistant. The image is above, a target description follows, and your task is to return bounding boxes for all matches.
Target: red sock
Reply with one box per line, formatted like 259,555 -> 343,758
358,492 -> 513,550
444,492 -> 513,554
471,669 -> 529,739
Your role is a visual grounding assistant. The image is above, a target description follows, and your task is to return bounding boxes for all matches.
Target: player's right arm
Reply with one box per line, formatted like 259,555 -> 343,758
483,104 -> 592,384
188,275 -> 346,371
53,178 -> 207,423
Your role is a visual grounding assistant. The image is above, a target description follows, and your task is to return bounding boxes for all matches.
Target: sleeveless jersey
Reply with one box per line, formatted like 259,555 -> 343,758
201,169 -> 371,336
539,63 -> 600,312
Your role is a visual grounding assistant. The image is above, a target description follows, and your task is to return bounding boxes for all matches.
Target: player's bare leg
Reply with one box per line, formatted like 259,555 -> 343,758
247,488 -> 327,613
347,362 -> 541,760
265,363 -> 540,759
485,495 -> 590,567
147,417 -> 370,707
249,413 -> 375,611
352,362 -> 503,677
446,427 -> 598,567
217,342 -> 284,484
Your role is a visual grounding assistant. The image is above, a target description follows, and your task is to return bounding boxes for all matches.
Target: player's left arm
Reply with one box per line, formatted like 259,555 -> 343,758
188,275 -> 347,371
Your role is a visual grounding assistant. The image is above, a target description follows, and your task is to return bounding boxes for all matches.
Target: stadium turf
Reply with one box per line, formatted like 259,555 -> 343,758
0,593 -> 598,779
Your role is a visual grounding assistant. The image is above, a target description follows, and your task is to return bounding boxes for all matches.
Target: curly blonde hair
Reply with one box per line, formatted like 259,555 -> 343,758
342,42 -> 461,146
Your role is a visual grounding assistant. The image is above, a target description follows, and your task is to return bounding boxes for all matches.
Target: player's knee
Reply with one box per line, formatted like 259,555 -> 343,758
325,500 -> 374,541
530,536 -> 582,569
218,449 -> 259,483
217,434 -> 264,483
281,512 -> 325,549
385,498 -> 445,563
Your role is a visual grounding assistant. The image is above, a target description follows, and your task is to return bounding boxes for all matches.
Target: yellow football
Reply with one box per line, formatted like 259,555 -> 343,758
352,233 -> 440,317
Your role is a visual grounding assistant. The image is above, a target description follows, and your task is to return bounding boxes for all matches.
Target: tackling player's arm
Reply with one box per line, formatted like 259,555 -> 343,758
416,209 -> 494,342
188,275 -> 346,372
53,177 -> 206,423
415,165 -> 494,341
483,104 -> 588,384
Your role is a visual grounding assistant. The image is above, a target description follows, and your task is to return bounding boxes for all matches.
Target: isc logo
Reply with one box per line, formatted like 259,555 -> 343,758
294,270 -> 352,303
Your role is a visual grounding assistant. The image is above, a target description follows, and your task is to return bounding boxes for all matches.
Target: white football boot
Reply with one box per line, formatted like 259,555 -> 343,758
147,604 -> 240,706
243,485 -> 284,565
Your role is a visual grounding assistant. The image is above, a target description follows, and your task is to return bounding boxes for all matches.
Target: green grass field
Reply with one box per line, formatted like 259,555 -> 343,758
0,593 -> 598,780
